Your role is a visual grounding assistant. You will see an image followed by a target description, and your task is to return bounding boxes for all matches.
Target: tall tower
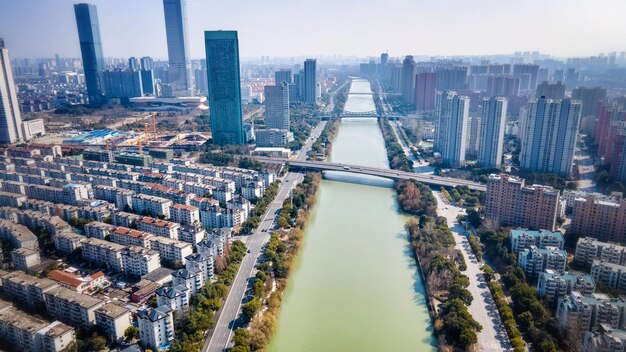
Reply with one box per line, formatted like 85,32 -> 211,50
520,98 -> 582,176
303,59 -> 317,105
264,82 -> 290,130
478,97 -> 508,168
435,91 -> 469,167
401,55 -> 417,104
414,72 -> 436,111
0,38 -> 24,144
74,3 -> 105,103
205,31 -> 244,145
163,0 -> 191,94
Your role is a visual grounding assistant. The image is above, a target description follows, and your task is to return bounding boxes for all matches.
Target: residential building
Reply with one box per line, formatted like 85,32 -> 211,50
575,238 -> 626,268
510,228 -> 564,254
2,271 -> 58,310
518,245 -> 567,277
434,91 -> 469,167
81,237 -> 125,272
74,4 -> 105,103
536,81 -> 566,100
103,69 -> 143,99
557,291 -> 626,333
572,86 -> 607,117
466,116 -> 481,157
156,285 -> 190,316
591,260 -> 626,293
485,174 -> 560,231
137,216 -> 180,240
121,246 -> 161,277
255,128 -> 290,147
205,30 -> 244,145
414,72 -> 436,111
477,97 -> 507,167
169,203 -> 199,226
132,194 -> 173,218
171,268 -> 204,295
570,197 -> 626,244
47,270 -> 105,294
11,248 -> 41,270
0,300 -> 75,352
43,286 -> 105,328
137,305 -> 174,350
0,38 -> 24,143
149,236 -> 193,265
163,0 -> 191,94
537,269 -> 595,304
583,324 -> 626,352
185,252 -> 214,282
401,56 -> 417,103
95,303 -> 132,343
520,97 -> 582,177
109,226 -> 153,248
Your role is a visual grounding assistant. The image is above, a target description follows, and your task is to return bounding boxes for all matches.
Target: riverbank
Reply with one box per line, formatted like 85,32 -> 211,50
309,118 -> 339,160
231,173 -> 322,351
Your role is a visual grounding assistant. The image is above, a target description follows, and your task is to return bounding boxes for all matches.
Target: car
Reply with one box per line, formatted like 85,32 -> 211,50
247,249 -> 251,253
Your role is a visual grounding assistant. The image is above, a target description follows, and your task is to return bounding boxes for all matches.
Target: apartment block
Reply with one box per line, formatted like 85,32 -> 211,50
137,305 -> 174,350
518,245 -> 567,277
109,226 -> 154,248
557,292 -> 626,333
149,236 -> 193,265
84,221 -> 115,240
0,300 -> 75,352
485,174 -> 560,231
537,269 -> 595,304
0,219 -> 38,250
43,286 -> 105,328
591,260 -> 626,294
185,252 -> 214,282
156,285 -> 190,316
169,203 -> 200,225
171,268 -> 204,296
510,228 -> 564,254
52,231 -> 84,255
570,197 -> 626,244
1,271 -> 58,310
131,194 -> 173,218
81,237 -> 125,272
11,247 -> 41,270
121,246 -> 161,277
136,216 -> 180,240
583,324 -> 626,352
575,238 -> 626,268
95,303 -> 132,342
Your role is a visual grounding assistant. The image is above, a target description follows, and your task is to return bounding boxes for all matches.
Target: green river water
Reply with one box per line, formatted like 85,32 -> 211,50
267,79 -> 436,352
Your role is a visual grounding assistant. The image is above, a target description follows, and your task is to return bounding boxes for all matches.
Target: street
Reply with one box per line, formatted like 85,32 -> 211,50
433,192 -> 512,352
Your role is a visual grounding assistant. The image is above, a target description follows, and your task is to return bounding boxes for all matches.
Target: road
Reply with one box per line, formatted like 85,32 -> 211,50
203,124 -> 325,351
433,192 -> 512,352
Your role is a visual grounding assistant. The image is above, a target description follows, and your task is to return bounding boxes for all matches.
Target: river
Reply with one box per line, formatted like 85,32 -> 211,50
268,79 -> 435,352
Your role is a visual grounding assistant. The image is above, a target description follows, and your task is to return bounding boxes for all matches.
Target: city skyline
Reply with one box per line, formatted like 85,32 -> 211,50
1,0 -> 626,60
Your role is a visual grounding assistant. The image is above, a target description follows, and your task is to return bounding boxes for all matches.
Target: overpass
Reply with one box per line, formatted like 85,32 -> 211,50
340,110 -> 378,118
252,157 -> 486,191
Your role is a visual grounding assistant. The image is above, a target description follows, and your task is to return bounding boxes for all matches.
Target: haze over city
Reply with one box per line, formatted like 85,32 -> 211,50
1,0 -> 626,59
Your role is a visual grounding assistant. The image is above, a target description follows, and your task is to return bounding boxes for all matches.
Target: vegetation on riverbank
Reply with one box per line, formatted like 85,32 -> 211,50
332,80 -> 351,117
395,180 -> 481,350
441,185 -> 484,208
169,240 -> 248,352
309,119 -> 339,160
231,173 -> 322,352
379,118 -> 414,171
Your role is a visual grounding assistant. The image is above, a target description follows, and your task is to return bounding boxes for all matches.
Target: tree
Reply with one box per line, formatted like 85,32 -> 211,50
241,298 -> 261,321
124,326 -> 139,340
518,311 -> 534,331
85,333 -> 107,352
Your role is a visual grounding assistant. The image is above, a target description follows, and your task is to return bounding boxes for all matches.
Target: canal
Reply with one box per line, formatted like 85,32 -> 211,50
268,79 -> 435,352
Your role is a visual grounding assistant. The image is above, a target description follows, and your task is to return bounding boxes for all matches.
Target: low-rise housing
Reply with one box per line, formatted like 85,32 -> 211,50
537,269 -> 595,304
43,286 -> 105,328
95,303 -> 132,343
510,228 -> 564,254
518,245 -> 567,277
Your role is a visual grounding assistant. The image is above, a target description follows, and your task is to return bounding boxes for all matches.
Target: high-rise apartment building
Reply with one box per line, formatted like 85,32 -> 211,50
572,86 -> 607,117
434,91 -> 469,167
163,0 -> 192,94
0,38 -> 24,144
74,3 -> 106,103
520,97 -> 582,176
274,69 -> 292,85
513,63 -> 540,90
536,81 -> 566,100
487,75 -> 520,97
103,70 -> 143,100
570,196 -> 626,244
466,116 -> 481,157
264,82 -> 290,130
128,57 -> 140,71
401,56 -> 417,104
485,174 -> 560,231
435,66 -> 468,91
303,59 -> 317,105
140,57 -> 155,95
205,31 -> 244,145
414,72 -> 436,111
478,97 -> 507,167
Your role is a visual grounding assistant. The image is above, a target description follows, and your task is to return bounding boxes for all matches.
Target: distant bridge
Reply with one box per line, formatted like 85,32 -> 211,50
340,110 -> 378,118
253,157 -> 486,191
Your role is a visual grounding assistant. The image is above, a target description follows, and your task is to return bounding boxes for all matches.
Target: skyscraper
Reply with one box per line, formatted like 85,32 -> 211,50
103,70 -> 143,100
205,31 -> 244,145
435,66 -> 468,91
520,98 -> 582,176
401,56 -> 417,104
0,38 -> 24,144
274,69 -> 292,85
163,0 -> 191,94
264,82 -> 290,130
74,3 -> 105,103
572,86 -> 607,117
535,81 -> 566,100
466,116 -> 481,157
303,59 -> 317,105
478,97 -> 508,168
435,91 -> 469,167
128,57 -> 140,71
513,64 -> 540,90
414,72 -> 436,111
140,57 -> 155,95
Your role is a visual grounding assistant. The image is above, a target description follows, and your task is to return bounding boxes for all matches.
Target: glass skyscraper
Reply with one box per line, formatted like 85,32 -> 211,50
74,3 -> 105,104
303,59 -> 317,105
163,0 -> 191,94
205,31 -> 244,145
0,38 -> 24,143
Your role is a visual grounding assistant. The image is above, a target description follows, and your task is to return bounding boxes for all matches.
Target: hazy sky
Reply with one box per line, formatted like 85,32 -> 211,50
1,0 -> 625,60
